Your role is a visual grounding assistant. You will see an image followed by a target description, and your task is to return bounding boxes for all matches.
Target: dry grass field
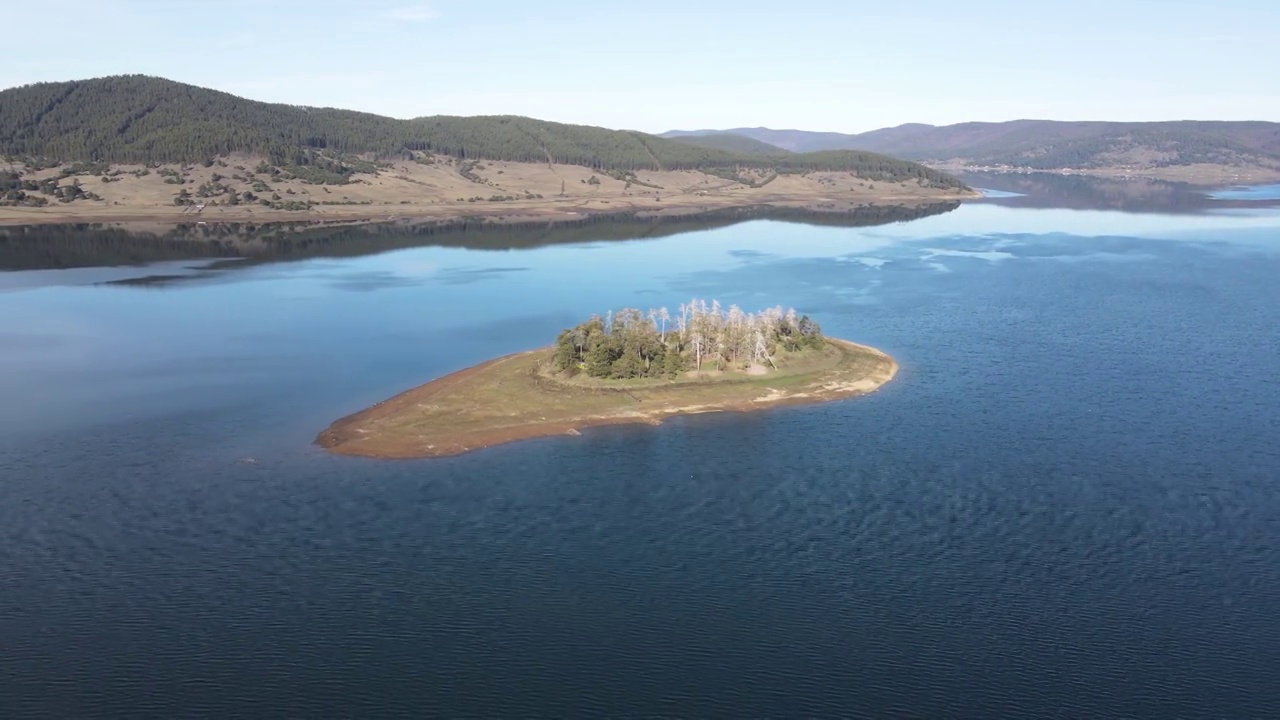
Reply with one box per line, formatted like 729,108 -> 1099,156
0,154 -> 977,226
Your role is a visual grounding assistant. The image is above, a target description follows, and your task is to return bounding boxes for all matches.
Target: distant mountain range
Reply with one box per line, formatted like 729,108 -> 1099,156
662,121 -> 1280,173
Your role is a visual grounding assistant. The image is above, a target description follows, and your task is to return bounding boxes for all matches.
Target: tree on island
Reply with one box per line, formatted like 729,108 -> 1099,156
553,299 -> 824,380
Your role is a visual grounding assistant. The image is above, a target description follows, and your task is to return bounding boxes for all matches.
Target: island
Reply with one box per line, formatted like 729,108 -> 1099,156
316,300 -> 898,459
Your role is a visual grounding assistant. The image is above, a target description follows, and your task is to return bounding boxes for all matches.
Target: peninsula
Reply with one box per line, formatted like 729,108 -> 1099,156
316,301 -> 897,459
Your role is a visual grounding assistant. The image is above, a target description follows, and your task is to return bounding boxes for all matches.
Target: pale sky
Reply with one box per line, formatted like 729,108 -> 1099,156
3,0 -> 1277,133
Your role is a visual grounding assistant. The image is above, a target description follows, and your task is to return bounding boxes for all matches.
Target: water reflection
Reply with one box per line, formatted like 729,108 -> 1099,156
0,203 -> 959,276
960,172 -> 1280,214
1209,184 -> 1280,201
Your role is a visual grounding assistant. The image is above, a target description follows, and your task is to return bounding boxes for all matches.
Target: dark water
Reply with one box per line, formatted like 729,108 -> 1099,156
3,195 -> 1280,718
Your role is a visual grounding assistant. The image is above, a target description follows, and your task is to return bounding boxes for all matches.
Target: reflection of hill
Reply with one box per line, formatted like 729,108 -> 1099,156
0,203 -> 959,272
960,172 -> 1277,214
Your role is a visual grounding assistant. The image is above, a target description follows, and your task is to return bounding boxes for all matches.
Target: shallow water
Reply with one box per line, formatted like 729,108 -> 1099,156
3,193 -> 1280,718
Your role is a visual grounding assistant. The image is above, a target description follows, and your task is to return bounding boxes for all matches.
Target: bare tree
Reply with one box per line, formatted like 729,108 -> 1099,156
726,304 -> 747,367
753,323 -> 778,369
614,307 -> 646,334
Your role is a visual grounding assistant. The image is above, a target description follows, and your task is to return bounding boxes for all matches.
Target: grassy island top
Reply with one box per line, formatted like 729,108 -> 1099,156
317,301 -> 897,459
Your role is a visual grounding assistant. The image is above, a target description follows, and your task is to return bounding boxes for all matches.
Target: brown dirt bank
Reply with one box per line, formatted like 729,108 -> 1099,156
316,338 -> 898,460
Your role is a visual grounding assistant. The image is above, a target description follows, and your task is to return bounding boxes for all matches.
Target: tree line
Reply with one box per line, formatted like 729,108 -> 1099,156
553,299 -> 825,380
0,75 -> 966,187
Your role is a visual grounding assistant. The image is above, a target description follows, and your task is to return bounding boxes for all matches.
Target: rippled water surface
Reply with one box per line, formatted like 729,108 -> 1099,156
3,195 -> 1280,718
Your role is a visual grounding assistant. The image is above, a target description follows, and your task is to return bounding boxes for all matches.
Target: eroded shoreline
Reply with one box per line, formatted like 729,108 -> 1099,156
316,338 -> 898,460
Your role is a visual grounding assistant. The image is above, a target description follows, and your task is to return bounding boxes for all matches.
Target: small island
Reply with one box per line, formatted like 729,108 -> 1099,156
316,300 -> 898,459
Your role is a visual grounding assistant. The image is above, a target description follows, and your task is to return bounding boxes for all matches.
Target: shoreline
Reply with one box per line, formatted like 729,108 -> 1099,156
315,338 -> 898,460
0,191 -> 977,228
938,163 -> 1280,185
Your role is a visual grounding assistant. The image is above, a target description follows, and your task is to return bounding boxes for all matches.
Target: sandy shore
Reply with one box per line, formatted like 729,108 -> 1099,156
316,338 -> 898,460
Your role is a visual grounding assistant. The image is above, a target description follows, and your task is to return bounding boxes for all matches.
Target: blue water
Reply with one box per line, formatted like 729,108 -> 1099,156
2,200 -> 1280,718
1209,183 -> 1280,200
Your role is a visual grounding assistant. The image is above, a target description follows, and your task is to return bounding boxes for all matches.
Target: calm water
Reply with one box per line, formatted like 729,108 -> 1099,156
961,171 -> 1280,214
3,193 -> 1280,718
1210,184 -> 1280,201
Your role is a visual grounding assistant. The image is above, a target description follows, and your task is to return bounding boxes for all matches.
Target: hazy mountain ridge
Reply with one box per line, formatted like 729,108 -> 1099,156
664,133 -> 792,156
663,127 -> 866,154
662,121 -> 1280,173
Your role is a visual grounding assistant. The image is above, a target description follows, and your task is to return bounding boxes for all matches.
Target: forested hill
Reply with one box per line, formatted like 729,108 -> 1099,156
664,122 -> 1280,171
0,76 -> 964,188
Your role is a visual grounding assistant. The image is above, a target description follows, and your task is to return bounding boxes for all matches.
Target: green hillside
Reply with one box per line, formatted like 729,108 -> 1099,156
0,75 -> 966,188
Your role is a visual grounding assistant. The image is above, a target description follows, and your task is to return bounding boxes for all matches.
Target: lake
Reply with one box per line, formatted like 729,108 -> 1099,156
3,185 -> 1279,718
